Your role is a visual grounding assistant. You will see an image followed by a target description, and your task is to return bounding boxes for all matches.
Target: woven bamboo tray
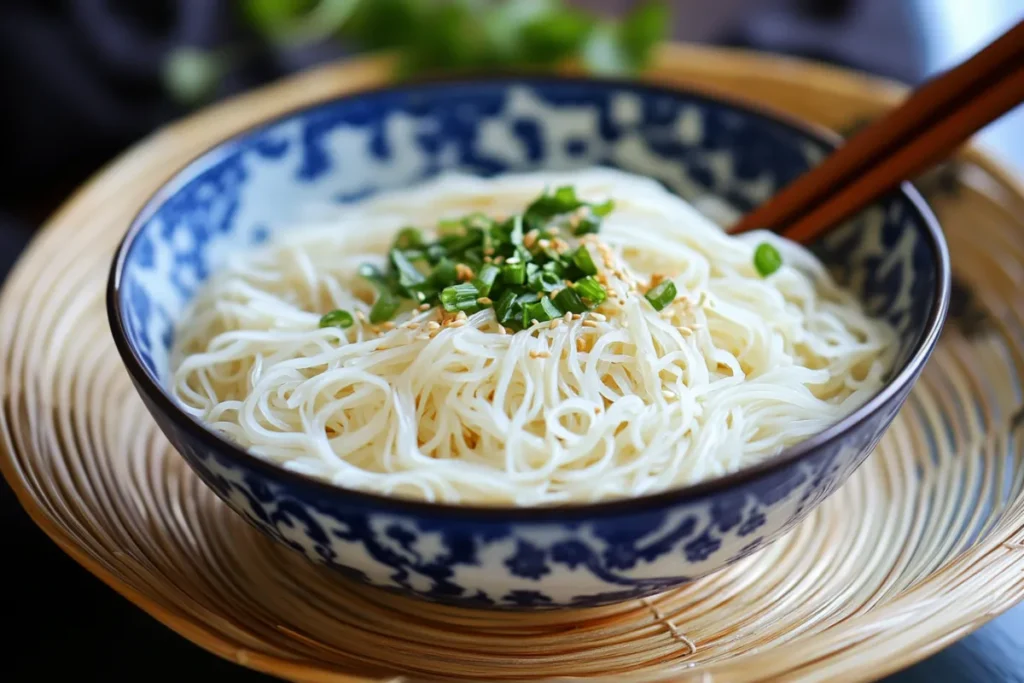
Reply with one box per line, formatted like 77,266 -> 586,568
4,44 -> 1024,683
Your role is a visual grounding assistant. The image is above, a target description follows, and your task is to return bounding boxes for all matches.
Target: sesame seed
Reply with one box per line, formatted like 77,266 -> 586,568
450,320 -> 466,328
529,350 -> 551,359
563,312 -> 572,323
416,334 -> 430,341
537,239 -> 551,249
498,326 -> 508,335
381,322 -> 395,330
456,311 -> 468,321
590,312 -> 607,322
549,319 -> 562,329
523,230 -> 539,248
571,313 -> 582,321
477,297 -> 492,306
426,321 -> 441,331
355,311 -> 366,322
418,303 -> 431,311
582,320 -> 599,328
456,264 -> 475,282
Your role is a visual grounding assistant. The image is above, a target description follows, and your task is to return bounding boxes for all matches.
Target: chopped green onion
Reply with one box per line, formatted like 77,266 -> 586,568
394,227 -> 424,250
442,231 -> 481,254
401,248 -> 428,263
473,263 -> 501,297
319,309 -> 354,329
358,263 -> 389,288
437,219 -> 465,237
494,290 -> 519,325
464,213 -> 494,231
510,215 -> 525,246
591,199 -> 615,217
541,259 -> 564,276
502,261 -> 526,285
350,185 -> 620,327
754,242 -> 782,277
370,293 -> 401,324
516,291 -> 542,306
572,214 -> 601,236
573,276 -> 607,305
644,280 -> 677,311
528,269 -> 561,293
525,185 -> 584,222
553,287 -> 588,314
429,258 -> 458,288
426,243 -> 448,263
440,283 -> 482,312
522,297 -> 563,324
572,245 -> 598,275
390,248 -> 427,292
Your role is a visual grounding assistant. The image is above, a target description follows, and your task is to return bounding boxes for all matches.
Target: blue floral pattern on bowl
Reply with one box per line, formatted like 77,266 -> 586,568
108,77 -> 949,609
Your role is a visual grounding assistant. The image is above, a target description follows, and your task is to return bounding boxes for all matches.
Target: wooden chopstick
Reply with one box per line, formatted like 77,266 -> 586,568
778,61 -> 1024,244
728,18 -> 1024,243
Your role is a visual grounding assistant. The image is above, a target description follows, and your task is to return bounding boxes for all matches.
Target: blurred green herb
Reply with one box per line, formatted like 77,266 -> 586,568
164,0 -> 670,104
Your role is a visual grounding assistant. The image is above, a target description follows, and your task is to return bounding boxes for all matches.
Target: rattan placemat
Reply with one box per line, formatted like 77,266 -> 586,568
3,45 -> 1024,682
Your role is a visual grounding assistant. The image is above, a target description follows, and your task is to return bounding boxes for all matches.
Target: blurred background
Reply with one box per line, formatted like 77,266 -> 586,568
2,1 -> 1023,680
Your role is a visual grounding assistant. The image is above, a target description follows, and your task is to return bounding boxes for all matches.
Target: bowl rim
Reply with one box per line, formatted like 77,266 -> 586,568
107,73 -> 951,521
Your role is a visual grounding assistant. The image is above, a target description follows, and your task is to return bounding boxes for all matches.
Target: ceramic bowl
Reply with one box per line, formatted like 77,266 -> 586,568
108,76 -> 949,609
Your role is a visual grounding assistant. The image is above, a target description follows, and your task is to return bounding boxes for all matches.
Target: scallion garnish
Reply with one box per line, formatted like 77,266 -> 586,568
344,186 -> 619,330
523,297 -> 563,325
394,227 -> 424,250
573,276 -> 607,305
553,287 -> 588,314
390,248 -> 427,292
528,269 -> 562,293
644,280 -> 677,311
572,245 -> 598,275
440,283 -> 483,313
494,290 -> 519,326
502,261 -> 526,285
754,242 -> 782,277
370,294 -> 401,324
473,263 -> 501,297
319,309 -> 354,329
429,259 -> 458,288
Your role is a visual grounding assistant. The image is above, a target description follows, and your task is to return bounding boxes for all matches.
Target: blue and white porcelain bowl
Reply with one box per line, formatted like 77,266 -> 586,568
108,77 -> 949,609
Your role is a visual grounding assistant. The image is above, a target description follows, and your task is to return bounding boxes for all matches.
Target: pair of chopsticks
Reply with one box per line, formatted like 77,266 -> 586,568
729,19 -> 1024,244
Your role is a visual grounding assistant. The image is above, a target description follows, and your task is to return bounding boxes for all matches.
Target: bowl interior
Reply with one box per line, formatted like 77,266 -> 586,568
114,77 -> 942,420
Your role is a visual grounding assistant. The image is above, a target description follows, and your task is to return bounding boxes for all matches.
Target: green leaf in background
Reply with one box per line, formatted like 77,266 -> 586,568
583,0 -> 669,75
243,0 -> 359,45
396,1 -> 494,74
483,0 -> 558,62
620,0 -> 669,65
581,22 -> 629,75
180,0 -> 671,103
518,6 -> 595,66
163,47 -> 230,104
339,0 -> 423,51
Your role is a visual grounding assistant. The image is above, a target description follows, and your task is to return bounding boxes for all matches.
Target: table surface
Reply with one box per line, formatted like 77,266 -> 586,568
4,4 -> 1024,680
